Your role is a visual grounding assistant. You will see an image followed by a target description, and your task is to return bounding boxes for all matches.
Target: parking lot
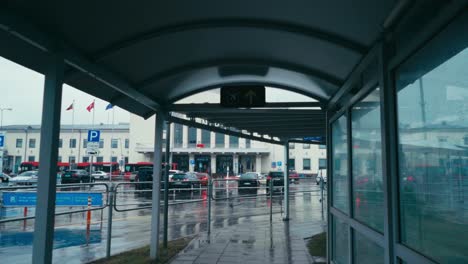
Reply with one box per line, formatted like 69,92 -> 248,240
0,178 -> 325,263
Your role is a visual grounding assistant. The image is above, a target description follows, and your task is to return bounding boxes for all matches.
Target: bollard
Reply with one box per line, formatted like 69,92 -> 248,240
207,179 -> 212,235
87,196 -> 92,226
23,207 -> 28,231
269,179 -> 273,222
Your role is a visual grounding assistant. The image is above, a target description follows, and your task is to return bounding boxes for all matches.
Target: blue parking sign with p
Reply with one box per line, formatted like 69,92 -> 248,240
87,130 -> 100,142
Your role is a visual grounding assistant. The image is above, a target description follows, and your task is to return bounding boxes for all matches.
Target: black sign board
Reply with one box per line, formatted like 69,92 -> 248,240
220,85 -> 266,107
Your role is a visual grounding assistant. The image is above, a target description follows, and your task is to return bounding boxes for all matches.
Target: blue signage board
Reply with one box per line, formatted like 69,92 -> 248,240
2,192 -> 103,207
0,135 -> 4,147
303,136 -> 324,142
277,161 -> 282,167
87,130 -> 101,142
190,159 -> 195,165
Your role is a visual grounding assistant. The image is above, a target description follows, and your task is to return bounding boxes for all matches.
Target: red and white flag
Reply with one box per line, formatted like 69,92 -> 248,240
86,101 -> 95,112
65,103 -> 74,111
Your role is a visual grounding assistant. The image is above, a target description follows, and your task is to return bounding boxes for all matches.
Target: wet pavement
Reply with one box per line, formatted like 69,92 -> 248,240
0,179 -> 326,263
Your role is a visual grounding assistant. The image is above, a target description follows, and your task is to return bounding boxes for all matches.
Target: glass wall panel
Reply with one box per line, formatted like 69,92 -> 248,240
397,42 -> 468,262
332,216 -> 349,264
188,127 -> 197,147
332,115 -> 349,213
354,231 -> 384,264
351,88 -> 384,232
174,123 -> 183,148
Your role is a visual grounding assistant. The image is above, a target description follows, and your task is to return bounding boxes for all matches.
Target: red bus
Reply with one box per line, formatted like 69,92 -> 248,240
76,162 -> 121,176
19,161 -> 70,174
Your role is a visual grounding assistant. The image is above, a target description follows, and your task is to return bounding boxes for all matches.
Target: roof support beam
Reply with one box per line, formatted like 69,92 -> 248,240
167,116 -> 284,146
90,18 -> 368,61
168,102 -> 323,111
0,11 -> 161,113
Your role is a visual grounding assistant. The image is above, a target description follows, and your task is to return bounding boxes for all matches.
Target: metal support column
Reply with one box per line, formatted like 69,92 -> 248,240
379,41 -> 398,264
163,120 -> 171,248
283,140 -> 290,221
32,52 -> 64,264
150,112 -> 164,260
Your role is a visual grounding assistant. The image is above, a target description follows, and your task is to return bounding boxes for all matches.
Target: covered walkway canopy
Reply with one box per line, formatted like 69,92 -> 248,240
2,1 -> 467,264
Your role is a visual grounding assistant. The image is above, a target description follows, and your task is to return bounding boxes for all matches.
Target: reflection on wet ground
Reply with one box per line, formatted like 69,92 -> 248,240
0,179 -> 326,263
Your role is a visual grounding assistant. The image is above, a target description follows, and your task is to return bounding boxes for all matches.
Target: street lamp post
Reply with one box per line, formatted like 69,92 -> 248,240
0,108 -> 13,130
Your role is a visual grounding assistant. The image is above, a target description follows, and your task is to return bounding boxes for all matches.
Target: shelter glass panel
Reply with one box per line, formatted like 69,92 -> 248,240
332,216 -> 349,264
351,88 -> 384,232
332,115 -> 349,214
353,231 -> 384,264
396,31 -> 468,263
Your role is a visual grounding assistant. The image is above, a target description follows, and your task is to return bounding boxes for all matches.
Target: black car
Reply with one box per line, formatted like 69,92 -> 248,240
266,171 -> 285,193
135,167 -> 154,190
169,173 -> 201,191
61,169 -> 92,184
238,172 -> 260,191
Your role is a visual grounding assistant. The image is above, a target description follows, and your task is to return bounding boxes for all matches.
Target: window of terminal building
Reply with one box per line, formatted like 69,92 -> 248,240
82,157 -> 89,162
29,138 -> 36,148
69,138 -> 76,148
28,156 -> 35,162
111,139 -> 118,148
229,136 -> 239,148
319,144 -> 326,149
246,138 -> 251,148
99,139 -> 104,148
16,138 -> 23,148
83,139 -> 88,148
303,158 -> 311,170
303,143 -> 310,149
289,142 -> 295,149
58,138 -> 62,148
215,133 -> 225,148
124,157 -> 129,164
96,156 -> 103,162
125,139 -> 129,148
319,158 -> 327,170
188,127 -> 197,147
288,159 -> 295,170
174,123 -> 183,148
201,129 -> 210,146
69,156 -> 76,163
111,156 -> 118,162
57,156 -> 62,162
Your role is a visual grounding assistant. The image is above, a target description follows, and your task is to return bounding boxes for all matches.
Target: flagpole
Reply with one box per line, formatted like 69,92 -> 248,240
92,99 -> 95,128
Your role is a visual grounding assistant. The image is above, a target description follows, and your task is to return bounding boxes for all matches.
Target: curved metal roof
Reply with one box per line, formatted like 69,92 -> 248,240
1,1 -> 403,142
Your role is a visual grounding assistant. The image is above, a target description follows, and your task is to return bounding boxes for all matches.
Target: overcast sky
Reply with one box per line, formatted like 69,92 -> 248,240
2,56 -> 313,127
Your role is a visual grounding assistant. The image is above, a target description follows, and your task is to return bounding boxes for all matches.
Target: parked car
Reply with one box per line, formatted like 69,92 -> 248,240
196,173 -> 209,186
9,170 -> 38,185
289,170 -> 300,184
135,167 -> 154,190
0,173 -> 11,183
316,170 -> 327,185
266,171 -> 285,193
238,172 -> 260,190
92,171 -> 110,180
258,174 -> 267,185
169,173 -> 201,191
61,170 -> 92,184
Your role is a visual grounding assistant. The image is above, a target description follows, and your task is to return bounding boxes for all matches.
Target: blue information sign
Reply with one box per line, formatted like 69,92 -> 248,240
0,135 -> 4,147
303,136 -> 323,142
277,161 -> 282,167
2,192 -> 103,207
190,159 -> 195,165
87,130 -> 101,142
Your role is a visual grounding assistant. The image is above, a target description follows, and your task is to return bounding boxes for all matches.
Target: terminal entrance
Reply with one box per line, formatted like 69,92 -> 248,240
238,155 -> 255,174
216,155 -> 233,175
172,154 -> 189,172
194,155 -> 210,173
